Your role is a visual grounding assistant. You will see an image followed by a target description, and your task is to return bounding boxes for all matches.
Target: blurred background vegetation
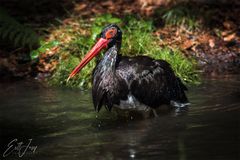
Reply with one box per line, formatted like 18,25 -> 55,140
0,0 -> 239,88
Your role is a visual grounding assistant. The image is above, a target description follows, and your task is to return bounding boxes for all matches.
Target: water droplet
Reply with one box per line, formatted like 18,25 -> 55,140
129,149 -> 136,159
130,154 -> 135,158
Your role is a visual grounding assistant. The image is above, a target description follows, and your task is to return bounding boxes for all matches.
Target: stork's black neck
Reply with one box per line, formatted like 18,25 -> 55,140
99,44 -> 119,73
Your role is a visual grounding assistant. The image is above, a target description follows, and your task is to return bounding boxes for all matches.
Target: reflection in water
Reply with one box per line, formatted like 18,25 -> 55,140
0,76 -> 240,160
178,135 -> 186,160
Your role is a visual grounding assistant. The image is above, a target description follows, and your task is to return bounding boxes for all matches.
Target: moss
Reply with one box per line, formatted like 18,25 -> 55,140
46,14 -> 200,89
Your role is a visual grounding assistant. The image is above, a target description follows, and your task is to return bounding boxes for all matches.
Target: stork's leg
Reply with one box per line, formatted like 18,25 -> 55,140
152,109 -> 159,118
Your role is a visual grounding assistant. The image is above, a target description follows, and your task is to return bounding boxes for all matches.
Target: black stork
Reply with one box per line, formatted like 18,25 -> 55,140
67,24 -> 189,114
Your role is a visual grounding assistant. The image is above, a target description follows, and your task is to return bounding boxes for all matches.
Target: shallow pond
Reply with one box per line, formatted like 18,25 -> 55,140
0,76 -> 239,160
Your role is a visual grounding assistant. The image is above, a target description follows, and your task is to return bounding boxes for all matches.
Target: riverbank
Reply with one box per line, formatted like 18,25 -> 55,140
0,0 -> 239,85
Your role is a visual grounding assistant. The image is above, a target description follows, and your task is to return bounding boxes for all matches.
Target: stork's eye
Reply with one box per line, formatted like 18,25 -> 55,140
105,28 -> 117,39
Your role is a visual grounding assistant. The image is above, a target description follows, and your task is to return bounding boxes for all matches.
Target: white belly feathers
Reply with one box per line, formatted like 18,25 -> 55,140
114,94 -> 150,111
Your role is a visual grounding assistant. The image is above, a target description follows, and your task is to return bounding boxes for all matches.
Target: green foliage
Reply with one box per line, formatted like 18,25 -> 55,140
48,14 -> 200,89
49,14 -> 123,88
121,16 -> 154,55
0,7 -> 39,49
91,14 -> 122,40
161,5 -> 199,31
49,54 -> 96,89
49,34 -> 96,88
30,40 -> 59,60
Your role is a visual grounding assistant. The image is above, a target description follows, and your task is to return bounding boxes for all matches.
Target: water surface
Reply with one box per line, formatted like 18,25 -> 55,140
0,76 -> 239,160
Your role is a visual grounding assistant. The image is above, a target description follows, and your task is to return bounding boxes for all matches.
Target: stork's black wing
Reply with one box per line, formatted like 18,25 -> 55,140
116,56 -> 188,108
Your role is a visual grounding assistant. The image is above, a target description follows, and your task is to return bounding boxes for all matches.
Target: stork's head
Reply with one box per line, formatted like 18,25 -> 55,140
67,24 -> 122,81
99,24 -> 122,48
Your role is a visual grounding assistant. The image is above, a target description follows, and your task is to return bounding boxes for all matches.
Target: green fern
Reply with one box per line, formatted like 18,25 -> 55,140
0,7 -> 39,49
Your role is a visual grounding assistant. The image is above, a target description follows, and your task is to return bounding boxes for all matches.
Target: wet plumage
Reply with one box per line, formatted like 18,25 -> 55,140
92,46 -> 188,112
68,24 -> 188,112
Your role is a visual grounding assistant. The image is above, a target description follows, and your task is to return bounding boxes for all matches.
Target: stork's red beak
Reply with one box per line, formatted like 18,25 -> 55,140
67,38 -> 109,82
